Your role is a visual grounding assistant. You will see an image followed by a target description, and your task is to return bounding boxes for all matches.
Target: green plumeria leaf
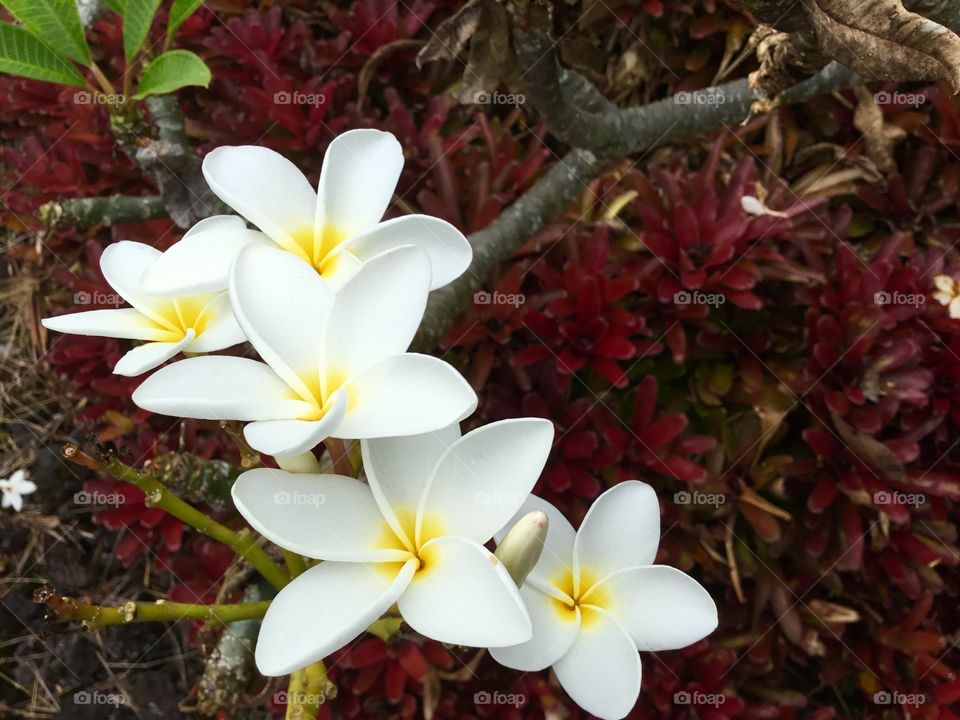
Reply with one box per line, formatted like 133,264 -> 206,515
0,22 -> 86,86
133,49 -> 210,99
0,0 -> 91,65
167,0 -> 204,42
122,0 -> 162,62
103,0 -> 125,13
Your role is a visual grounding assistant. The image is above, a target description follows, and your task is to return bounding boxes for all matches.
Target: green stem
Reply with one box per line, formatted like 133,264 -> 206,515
285,661 -> 334,720
63,444 -> 289,590
283,550 -> 307,578
39,591 -> 270,628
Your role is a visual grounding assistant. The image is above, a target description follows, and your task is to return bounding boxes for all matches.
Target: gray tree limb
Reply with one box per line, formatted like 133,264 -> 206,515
38,194 -> 166,229
413,61 -> 858,349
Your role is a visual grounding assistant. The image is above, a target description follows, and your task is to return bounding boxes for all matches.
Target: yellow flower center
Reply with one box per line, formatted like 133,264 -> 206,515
375,506 -> 447,578
150,294 -> 219,343
551,567 -> 612,628
280,225 -> 349,277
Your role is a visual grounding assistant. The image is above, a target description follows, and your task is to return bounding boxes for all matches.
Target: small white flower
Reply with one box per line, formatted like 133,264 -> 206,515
132,243 -> 477,457
932,274 -> 960,319
491,482 -> 718,720
140,129 -> 472,294
1,469 -> 37,512
41,227 -> 251,376
230,418 -> 555,675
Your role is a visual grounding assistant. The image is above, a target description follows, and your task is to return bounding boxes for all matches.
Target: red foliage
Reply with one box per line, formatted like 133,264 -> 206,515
6,1 -> 960,718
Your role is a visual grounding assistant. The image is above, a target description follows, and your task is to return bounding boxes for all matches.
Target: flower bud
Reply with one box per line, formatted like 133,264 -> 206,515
495,510 -> 548,586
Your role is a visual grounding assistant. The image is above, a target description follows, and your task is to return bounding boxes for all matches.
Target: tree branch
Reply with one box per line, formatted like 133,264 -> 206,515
109,97 -> 227,228
413,61 -> 858,350
38,194 -> 166,229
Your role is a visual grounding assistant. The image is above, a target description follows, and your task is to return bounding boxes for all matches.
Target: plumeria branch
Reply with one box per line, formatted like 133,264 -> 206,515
36,587 -> 270,628
62,444 -> 290,590
285,661 -> 334,720
413,60 -> 858,349
38,194 -> 167,229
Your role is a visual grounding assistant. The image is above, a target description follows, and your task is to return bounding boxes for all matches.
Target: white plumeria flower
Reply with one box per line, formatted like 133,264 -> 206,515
932,274 -> 960,318
133,243 -> 477,458
140,129 -> 472,295
230,418 -> 555,675
41,231 -> 250,376
1,469 -> 37,512
491,482 -> 718,720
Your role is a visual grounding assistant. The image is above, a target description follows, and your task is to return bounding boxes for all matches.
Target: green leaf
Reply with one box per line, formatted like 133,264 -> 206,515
133,49 -> 210,98
103,0 -> 125,12
0,22 -> 85,86
166,0 -> 204,42
0,0 -> 91,64
122,0 -> 161,62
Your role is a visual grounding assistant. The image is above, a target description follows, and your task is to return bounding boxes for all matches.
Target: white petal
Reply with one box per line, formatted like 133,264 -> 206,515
133,356 -> 315,420
318,248 -> 363,290
323,245 -> 431,390
495,494 -> 576,592
951,297 -> 960,320
185,293 -> 246,353
417,418 -> 554,546
574,481 -> 660,588
243,389 -> 348,456
140,216 -> 269,296
256,559 -> 416,676
4,493 -> 23,512
113,330 -> 194,377
202,146 -> 318,261
589,565 -> 717,651
230,244 -> 331,405
16,480 -> 37,495
316,129 -> 402,242
361,423 -> 462,549
42,308 -> 173,342
332,354 -> 477,439
100,241 -> 177,330
397,536 -> 531,647
490,584 -> 581,671
346,216 -> 472,290
933,275 -> 954,293
231,468 -> 409,562
553,607 -> 642,720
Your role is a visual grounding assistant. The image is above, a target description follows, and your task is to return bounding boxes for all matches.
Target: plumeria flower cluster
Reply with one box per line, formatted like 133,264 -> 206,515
42,129 -> 718,719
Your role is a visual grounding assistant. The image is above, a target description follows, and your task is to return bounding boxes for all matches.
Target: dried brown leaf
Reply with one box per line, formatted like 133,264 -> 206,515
416,0 -> 484,68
